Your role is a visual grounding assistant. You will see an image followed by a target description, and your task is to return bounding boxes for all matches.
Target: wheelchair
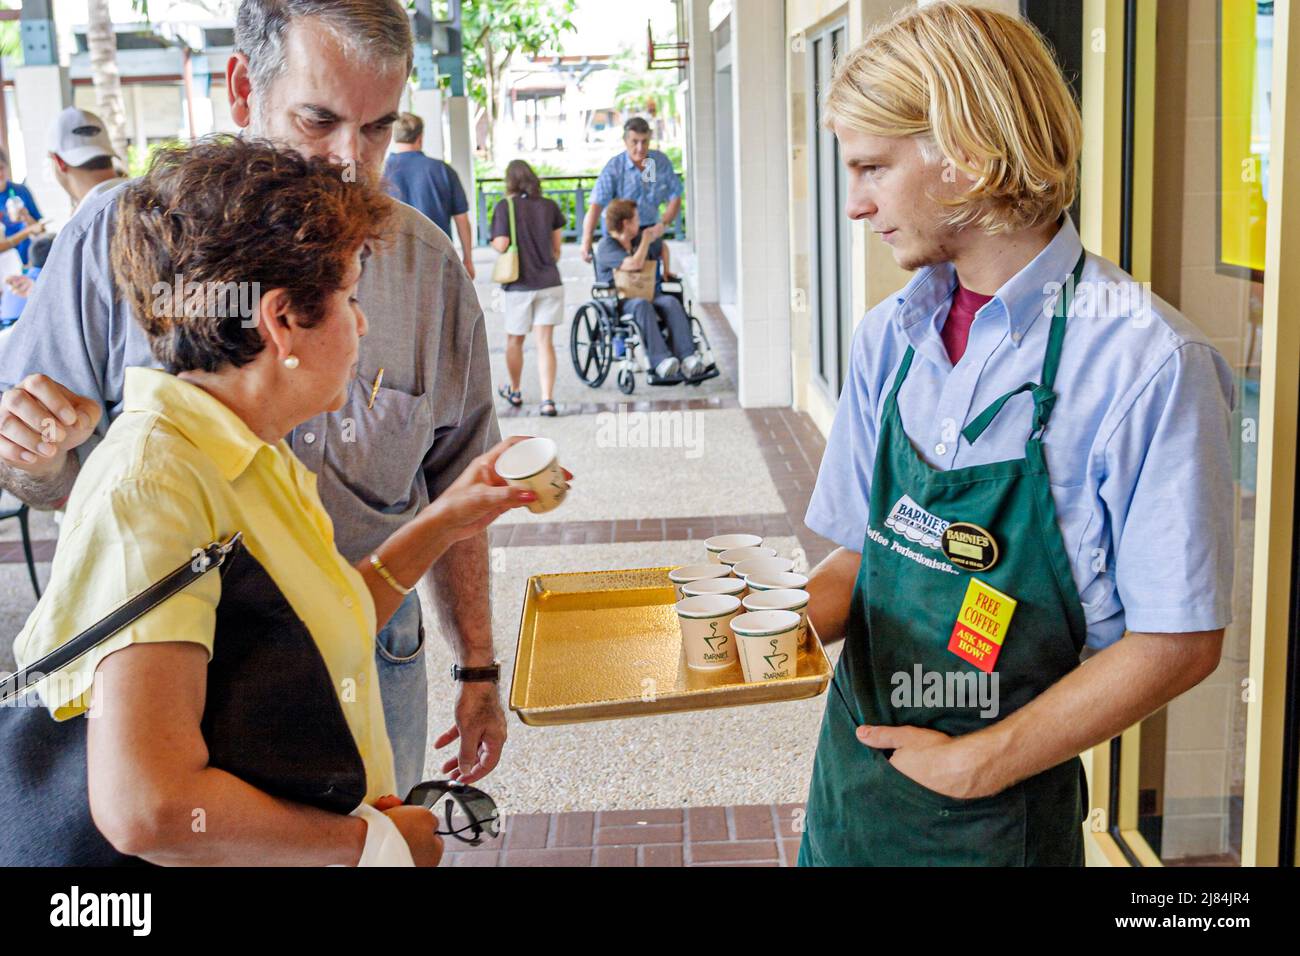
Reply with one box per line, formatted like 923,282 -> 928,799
569,266 -> 721,396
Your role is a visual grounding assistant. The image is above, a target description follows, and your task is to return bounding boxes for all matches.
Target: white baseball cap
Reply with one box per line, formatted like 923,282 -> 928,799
47,107 -> 117,166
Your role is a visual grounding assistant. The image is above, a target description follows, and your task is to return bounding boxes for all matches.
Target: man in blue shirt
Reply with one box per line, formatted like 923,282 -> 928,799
383,112 -> 475,279
797,3 -> 1233,867
580,116 -> 682,279
0,147 -> 43,265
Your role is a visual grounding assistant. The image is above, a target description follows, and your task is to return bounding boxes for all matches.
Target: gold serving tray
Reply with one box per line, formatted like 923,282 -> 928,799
509,567 -> 832,726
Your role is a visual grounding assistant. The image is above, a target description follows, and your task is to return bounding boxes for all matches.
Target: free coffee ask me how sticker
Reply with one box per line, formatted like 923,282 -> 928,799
948,578 -> 1016,673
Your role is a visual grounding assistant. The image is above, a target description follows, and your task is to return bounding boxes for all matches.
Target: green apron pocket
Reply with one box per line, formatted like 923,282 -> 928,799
870,748 -> 1029,866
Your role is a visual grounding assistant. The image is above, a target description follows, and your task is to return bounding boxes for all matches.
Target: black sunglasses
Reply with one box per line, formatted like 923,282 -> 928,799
405,780 -> 501,846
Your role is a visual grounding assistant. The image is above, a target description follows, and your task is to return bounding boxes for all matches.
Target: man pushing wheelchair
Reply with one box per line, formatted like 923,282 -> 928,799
594,199 -> 706,383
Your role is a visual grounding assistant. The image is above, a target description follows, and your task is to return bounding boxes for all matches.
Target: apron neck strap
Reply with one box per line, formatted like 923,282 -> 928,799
887,345 -> 916,404
961,249 -> 1087,445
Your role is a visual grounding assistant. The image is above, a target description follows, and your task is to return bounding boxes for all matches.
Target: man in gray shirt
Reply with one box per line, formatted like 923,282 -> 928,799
0,0 -> 505,798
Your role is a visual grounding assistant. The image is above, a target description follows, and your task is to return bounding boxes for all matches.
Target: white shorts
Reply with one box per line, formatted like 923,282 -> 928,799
502,286 -> 565,335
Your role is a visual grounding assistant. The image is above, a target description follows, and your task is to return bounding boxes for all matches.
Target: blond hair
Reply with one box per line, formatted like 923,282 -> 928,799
825,1 -> 1080,235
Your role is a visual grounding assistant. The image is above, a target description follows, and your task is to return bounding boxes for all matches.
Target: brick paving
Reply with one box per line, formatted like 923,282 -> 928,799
443,803 -> 808,867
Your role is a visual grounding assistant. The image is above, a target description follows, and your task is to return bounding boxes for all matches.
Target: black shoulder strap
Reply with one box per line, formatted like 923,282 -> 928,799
0,533 -> 244,706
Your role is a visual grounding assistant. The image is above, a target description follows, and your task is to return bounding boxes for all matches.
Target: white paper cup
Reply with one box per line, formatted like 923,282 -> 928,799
494,437 -> 568,514
705,533 -> 763,563
742,588 -> 810,649
717,546 -> 778,569
682,576 -> 748,600
731,609 -> 801,682
675,594 -> 742,669
668,563 -> 732,601
745,570 -> 810,592
732,556 -> 795,581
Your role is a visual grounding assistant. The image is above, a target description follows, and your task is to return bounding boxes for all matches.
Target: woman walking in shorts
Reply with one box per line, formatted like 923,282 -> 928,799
490,160 -> 566,416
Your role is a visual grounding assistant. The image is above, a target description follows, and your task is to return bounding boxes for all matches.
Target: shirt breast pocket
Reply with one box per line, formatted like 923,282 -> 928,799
326,384 -> 435,512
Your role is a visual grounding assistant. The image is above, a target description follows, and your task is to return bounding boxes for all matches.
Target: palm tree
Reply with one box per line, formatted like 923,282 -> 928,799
87,0 -> 130,161
613,52 -> 680,140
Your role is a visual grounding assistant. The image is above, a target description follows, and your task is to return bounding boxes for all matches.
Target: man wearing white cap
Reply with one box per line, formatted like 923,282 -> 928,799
48,108 -> 126,215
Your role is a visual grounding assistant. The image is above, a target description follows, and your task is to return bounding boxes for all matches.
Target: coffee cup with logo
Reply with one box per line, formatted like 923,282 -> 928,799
682,576 -> 748,601
743,588 -> 810,648
731,609 -> 801,682
705,533 -> 763,563
668,564 -> 732,602
675,594 -> 742,669
494,437 -> 569,515
745,570 -> 810,593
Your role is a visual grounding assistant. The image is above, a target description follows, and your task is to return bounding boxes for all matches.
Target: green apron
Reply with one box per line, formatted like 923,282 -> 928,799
798,252 -> 1090,866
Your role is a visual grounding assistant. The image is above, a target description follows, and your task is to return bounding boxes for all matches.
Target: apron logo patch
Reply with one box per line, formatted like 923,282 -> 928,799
948,578 -> 1017,673
884,495 -> 949,550
941,522 -> 1000,572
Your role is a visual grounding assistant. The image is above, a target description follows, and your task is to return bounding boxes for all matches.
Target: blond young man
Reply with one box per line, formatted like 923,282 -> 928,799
799,2 -> 1233,866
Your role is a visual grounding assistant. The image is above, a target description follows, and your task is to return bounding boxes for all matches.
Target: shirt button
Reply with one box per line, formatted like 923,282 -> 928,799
1011,331 -> 1023,343
935,443 -> 948,456
303,432 -> 316,445
343,595 -> 355,609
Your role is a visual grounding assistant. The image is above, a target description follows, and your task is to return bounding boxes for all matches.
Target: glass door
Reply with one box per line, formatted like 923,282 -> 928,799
1089,0 -> 1300,868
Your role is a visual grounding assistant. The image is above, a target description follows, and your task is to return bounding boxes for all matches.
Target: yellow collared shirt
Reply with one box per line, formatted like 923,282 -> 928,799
14,367 -> 396,801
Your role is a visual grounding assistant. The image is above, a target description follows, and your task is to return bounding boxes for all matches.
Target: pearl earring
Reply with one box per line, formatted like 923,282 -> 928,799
283,355 -> 300,370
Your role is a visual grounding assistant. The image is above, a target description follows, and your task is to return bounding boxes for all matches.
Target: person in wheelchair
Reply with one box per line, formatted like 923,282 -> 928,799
594,199 -> 706,382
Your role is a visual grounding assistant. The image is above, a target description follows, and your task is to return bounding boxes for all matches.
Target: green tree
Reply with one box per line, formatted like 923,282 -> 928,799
0,2 -> 20,65
458,0 -> 577,161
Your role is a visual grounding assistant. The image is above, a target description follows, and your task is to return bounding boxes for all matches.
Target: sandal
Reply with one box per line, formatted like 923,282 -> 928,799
498,385 -> 522,407
539,399 -> 558,417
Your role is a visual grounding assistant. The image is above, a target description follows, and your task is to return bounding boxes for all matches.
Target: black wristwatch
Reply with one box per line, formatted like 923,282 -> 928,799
451,662 -> 502,683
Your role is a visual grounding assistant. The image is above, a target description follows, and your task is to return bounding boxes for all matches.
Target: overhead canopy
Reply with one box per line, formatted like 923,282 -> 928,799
510,71 -> 568,101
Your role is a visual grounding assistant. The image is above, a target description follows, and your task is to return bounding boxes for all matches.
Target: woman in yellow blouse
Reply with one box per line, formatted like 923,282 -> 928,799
4,138 -> 541,866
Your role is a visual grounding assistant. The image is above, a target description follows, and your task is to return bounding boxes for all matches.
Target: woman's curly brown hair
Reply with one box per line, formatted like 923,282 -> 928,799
111,135 -> 395,373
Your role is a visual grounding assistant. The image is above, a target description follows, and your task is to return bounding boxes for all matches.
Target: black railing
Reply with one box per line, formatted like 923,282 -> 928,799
476,174 -> 687,246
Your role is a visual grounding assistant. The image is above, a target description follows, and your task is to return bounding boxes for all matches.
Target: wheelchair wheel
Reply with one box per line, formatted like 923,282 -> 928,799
570,303 -> 612,388
617,367 -> 636,395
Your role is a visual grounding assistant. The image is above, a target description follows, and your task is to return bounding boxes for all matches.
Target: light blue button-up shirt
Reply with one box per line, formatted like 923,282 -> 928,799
591,149 -> 682,227
805,216 -> 1236,649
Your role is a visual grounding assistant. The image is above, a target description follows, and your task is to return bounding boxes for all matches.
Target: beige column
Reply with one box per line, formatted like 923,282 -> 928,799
13,63 -> 71,221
